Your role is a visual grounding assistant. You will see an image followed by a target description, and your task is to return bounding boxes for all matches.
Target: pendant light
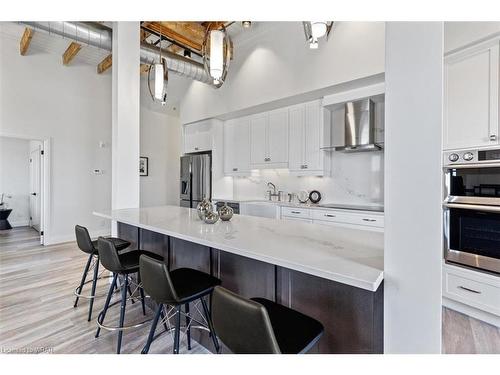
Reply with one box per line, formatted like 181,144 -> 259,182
303,21 -> 334,49
147,25 -> 168,105
202,23 -> 232,88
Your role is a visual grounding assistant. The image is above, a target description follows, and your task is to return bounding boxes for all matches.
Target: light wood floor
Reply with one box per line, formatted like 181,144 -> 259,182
1,226 -> 499,354
0,227 -> 209,354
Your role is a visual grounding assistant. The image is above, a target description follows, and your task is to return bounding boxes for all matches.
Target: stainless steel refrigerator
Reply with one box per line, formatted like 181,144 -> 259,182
180,153 -> 211,208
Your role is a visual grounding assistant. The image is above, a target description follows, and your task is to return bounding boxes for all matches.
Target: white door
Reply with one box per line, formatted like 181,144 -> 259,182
250,114 -> 268,165
29,146 -> 41,231
267,108 -> 289,165
288,104 -> 305,171
444,41 -> 500,150
304,100 -> 322,170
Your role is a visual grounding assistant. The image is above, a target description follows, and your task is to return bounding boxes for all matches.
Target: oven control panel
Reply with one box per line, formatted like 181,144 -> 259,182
444,150 -> 478,165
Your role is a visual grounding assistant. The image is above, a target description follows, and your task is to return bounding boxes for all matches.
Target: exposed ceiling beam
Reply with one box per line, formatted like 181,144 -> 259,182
62,42 -> 82,65
142,21 -> 204,52
20,27 -> 34,56
97,54 -> 112,74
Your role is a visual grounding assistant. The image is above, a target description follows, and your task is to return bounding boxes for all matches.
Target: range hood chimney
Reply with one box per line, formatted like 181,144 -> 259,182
335,98 -> 382,152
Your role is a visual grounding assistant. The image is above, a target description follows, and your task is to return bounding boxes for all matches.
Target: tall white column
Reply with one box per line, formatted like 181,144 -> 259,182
111,22 -> 140,211
384,22 -> 443,353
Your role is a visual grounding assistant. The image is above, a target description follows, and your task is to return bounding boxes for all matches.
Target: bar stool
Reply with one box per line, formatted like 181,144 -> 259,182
95,237 -> 164,354
73,225 -> 131,321
211,286 -> 324,354
139,254 -> 221,354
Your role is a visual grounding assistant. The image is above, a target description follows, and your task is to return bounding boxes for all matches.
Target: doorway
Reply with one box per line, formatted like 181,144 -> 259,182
0,136 -> 46,245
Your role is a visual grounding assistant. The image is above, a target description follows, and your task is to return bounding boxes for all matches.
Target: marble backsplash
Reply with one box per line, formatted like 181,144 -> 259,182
232,150 -> 384,206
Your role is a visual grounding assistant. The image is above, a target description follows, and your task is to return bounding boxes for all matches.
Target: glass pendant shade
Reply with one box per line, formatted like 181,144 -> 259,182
311,22 -> 328,39
209,30 -> 224,84
154,63 -> 164,100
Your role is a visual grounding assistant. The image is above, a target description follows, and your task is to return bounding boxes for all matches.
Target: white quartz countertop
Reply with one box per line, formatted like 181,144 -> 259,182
94,205 -> 384,292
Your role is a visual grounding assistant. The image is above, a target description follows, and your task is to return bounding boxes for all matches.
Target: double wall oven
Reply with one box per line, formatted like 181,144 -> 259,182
444,147 -> 500,274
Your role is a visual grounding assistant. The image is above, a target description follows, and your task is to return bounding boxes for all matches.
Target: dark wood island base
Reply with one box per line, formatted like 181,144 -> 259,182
118,222 -> 383,354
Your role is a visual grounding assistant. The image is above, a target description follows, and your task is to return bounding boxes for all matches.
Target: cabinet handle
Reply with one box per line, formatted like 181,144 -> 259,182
195,147 -> 199,151
264,157 -> 270,162
490,134 -> 497,142
324,214 -> 336,218
362,218 -> 376,222
232,168 -> 238,172
458,286 -> 482,294
304,164 -> 308,169
291,211 -> 301,214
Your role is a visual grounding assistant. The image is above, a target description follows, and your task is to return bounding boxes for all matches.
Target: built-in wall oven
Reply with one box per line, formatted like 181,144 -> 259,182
443,147 -> 500,274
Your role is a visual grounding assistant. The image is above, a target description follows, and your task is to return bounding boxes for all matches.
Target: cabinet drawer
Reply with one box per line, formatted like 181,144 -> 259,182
444,268 -> 500,315
282,216 -> 313,224
281,207 -> 311,219
312,209 -> 384,228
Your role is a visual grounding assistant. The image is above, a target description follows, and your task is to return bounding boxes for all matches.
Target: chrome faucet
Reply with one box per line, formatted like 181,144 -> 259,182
266,182 -> 283,201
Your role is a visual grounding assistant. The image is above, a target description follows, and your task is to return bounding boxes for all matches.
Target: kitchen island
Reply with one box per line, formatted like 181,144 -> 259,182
94,205 -> 384,353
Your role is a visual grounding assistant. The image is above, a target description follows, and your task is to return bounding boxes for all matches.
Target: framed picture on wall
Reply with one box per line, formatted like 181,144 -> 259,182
139,157 -> 149,176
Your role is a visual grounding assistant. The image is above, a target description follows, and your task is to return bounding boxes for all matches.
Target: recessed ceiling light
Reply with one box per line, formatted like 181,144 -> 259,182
242,21 -> 252,29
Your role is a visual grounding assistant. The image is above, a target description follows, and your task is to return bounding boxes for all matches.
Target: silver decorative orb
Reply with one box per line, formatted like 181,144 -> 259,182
197,198 -> 212,220
218,203 -> 234,221
203,210 -> 219,224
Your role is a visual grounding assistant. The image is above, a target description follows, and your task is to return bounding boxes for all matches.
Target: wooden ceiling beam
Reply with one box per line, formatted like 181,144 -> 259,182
140,64 -> 150,74
97,54 -> 112,74
20,27 -> 34,56
142,21 -> 204,52
62,42 -> 82,65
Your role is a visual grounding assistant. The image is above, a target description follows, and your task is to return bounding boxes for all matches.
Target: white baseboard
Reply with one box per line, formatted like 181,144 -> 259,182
44,229 -> 111,246
443,297 -> 500,328
10,220 -> 30,227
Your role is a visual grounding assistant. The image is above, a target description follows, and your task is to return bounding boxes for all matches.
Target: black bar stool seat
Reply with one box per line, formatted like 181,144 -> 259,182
140,255 -> 221,354
169,268 -> 221,303
91,238 -> 130,253
117,250 -> 163,274
251,297 -> 324,354
212,286 -> 324,354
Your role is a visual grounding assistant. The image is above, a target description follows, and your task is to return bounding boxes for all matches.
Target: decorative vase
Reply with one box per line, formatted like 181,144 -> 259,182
197,198 -> 213,220
203,210 -> 219,224
218,202 -> 234,221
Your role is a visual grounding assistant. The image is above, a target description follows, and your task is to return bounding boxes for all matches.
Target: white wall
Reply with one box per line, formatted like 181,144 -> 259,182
445,22 -> 500,53
180,22 -> 385,124
384,22 -> 443,353
140,77 -> 181,207
0,137 -> 30,226
0,28 -> 182,243
0,34 -> 112,243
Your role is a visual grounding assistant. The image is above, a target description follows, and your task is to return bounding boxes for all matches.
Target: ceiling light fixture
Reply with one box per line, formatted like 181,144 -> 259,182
242,21 -> 252,28
147,27 -> 168,105
303,21 -> 334,49
202,23 -> 232,88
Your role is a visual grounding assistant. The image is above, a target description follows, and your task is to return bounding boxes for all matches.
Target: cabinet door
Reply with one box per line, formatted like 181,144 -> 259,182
184,120 -> 212,153
234,117 -> 251,173
268,108 -> 289,165
223,119 -> 237,174
304,100 -> 322,170
288,104 -> 305,171
250,114 -> 268,165
444,41 -> 499,150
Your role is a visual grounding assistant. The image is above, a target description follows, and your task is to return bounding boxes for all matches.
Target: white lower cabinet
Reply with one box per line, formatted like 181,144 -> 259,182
280,206 -> 384,232
443,263 -> 500,317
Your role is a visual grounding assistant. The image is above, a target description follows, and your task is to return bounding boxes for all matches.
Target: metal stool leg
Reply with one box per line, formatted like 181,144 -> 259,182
116,275 -> 128,354
185,303 -> 191,350
159,308 -> 168,332
141,303 -> 163,354
74,253 -> 93,308
95,273 -> 118,338
201,297 -> 220,354
138,273 -> 146,316
173,305 -> 182,354
87,255 -> 99,321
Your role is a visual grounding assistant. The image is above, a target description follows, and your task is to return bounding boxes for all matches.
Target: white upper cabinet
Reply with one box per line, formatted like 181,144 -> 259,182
288,100 -> 324,175
224,117 -> 251,175
250,110 -> 289,169
444,39 -> 500,150
183,120 -> 213,154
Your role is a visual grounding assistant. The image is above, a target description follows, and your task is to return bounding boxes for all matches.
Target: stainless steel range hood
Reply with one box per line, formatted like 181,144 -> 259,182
334,99 -> 382,152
